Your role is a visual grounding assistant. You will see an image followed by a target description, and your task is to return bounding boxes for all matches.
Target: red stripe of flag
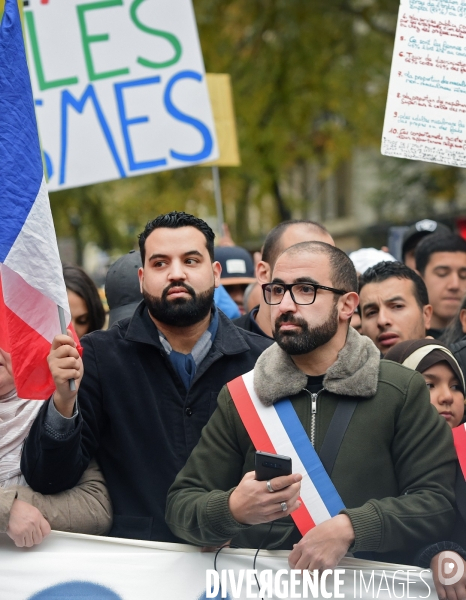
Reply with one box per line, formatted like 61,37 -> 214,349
227,375 -> 316,535
453,424 -> 466,481
0,271 -> 81,400
4,305 -> 55,399
0,273 -> 10,353
290,498 -> 316,534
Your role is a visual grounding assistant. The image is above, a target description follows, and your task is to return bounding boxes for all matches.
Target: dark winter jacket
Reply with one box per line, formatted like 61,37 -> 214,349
233,307 -> 272,338
418,466 -> 466,567
451,336 -> 466,384
21,304 -> 271,542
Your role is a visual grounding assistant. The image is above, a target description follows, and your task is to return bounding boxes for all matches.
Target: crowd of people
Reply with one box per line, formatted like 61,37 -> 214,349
3,212 -> 466,598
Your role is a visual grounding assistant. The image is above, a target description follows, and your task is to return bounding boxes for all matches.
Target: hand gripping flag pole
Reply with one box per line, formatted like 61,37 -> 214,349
57,306 -> 76,392
0,0 -> 79,399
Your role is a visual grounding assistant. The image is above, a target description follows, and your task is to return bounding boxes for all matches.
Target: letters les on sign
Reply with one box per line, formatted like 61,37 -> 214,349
23,0 -> 219,191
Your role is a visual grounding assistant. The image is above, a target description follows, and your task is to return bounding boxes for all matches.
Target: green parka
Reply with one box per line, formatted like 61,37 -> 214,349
166,328 -> 456,564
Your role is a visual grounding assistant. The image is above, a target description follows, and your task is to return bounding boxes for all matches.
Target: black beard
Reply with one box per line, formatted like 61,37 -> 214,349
143,281 -> 215,327
273,303 -> 338,355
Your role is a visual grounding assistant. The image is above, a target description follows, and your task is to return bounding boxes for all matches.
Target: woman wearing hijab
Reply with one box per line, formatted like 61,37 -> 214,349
385,339 -> 466,599
385,339 -> 465,428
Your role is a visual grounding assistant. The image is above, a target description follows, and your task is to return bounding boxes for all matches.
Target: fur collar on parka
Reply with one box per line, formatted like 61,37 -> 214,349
253,326 -> 381,406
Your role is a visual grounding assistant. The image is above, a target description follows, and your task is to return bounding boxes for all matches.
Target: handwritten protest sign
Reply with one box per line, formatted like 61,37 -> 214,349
382,0 -> 466,167
20,0 -> 218,191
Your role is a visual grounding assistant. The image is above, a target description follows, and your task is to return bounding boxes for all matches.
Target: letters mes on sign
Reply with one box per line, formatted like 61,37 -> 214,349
23,0 -> 219,190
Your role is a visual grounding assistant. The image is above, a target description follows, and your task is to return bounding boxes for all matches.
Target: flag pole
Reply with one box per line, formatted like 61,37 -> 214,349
57,305 -> 76,391
212,166 -> 224,236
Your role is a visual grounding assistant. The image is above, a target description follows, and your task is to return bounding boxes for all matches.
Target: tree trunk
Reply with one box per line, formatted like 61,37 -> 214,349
273,179 -> 291,222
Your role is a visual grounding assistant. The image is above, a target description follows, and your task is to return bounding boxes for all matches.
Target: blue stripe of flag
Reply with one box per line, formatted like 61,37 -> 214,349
0,0 -> 44,263
274,400 -> 345,517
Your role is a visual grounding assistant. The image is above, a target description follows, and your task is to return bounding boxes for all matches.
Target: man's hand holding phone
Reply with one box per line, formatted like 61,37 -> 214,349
228,451 -> 302,525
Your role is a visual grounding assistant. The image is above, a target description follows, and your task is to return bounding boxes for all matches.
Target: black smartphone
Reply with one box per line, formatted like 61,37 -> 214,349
255,451 -> 292,481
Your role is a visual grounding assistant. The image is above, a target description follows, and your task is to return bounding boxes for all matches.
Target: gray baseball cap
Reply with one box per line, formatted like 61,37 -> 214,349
402,219 -> 450,258
105,250 -> 143,326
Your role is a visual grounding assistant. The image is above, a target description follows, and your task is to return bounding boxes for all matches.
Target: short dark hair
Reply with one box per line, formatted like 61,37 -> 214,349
358,261 -> 429,310
415,233 -> 466,275
63,265 -> 106,333
262,220 -> 330,268
138,211 -> 215,265
278,241 -> 358,293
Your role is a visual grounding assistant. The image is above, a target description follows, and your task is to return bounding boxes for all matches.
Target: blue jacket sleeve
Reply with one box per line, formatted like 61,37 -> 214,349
214,285 -> 241,319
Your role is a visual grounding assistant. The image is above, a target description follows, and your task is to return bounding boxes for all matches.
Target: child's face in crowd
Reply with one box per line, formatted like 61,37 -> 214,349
422,361 -> 465,428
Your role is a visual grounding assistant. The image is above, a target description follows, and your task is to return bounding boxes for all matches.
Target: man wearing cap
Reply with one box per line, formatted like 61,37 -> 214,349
348,248 -> 396,276
105,250 -> 143,327
234,220 -> 334,338
214,246 -> 257,315
402,219 -> 450,270
22,212 -> 271,543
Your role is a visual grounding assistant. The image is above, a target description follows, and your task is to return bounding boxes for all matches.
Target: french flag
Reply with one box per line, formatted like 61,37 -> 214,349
0,0 -> 73,399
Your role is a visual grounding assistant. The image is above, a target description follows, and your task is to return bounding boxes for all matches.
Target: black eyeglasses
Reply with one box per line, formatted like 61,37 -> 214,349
262,282 -> 348,305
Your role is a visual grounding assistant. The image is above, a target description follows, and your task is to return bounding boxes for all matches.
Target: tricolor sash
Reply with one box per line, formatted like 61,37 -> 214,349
227,369 -> 345,535
453,424 -> 466,480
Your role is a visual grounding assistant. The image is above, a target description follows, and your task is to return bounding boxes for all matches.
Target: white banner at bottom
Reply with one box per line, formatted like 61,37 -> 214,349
0,531 -> 436,599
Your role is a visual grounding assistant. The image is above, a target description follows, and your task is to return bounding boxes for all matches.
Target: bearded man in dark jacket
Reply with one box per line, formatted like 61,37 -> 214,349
21,212 -> 271,542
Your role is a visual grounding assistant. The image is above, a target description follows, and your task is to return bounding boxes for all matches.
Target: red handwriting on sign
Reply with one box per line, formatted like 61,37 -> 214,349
400,14 -> 466,39
389,128 -> 466,149
399,92 -> 466,113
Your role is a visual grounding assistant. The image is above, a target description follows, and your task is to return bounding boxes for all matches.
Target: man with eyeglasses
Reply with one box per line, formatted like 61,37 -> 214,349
166,241 -> 455,569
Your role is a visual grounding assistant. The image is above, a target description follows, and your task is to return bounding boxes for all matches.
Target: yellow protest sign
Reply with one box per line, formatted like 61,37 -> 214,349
0,1 -> 23,21
204,73 -> 241,167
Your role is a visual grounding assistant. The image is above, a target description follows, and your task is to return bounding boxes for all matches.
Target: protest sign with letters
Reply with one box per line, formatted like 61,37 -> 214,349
382,0 -> 466,167
19,0 -> 218,190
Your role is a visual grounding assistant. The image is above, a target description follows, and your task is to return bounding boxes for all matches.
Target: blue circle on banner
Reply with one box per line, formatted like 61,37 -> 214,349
198,588 -> 230,600
28,581 -> 122,599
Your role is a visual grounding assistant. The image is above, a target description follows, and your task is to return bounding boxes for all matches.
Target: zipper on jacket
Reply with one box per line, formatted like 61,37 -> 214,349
310,393 -> 317,447
303,388 -> 323,447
